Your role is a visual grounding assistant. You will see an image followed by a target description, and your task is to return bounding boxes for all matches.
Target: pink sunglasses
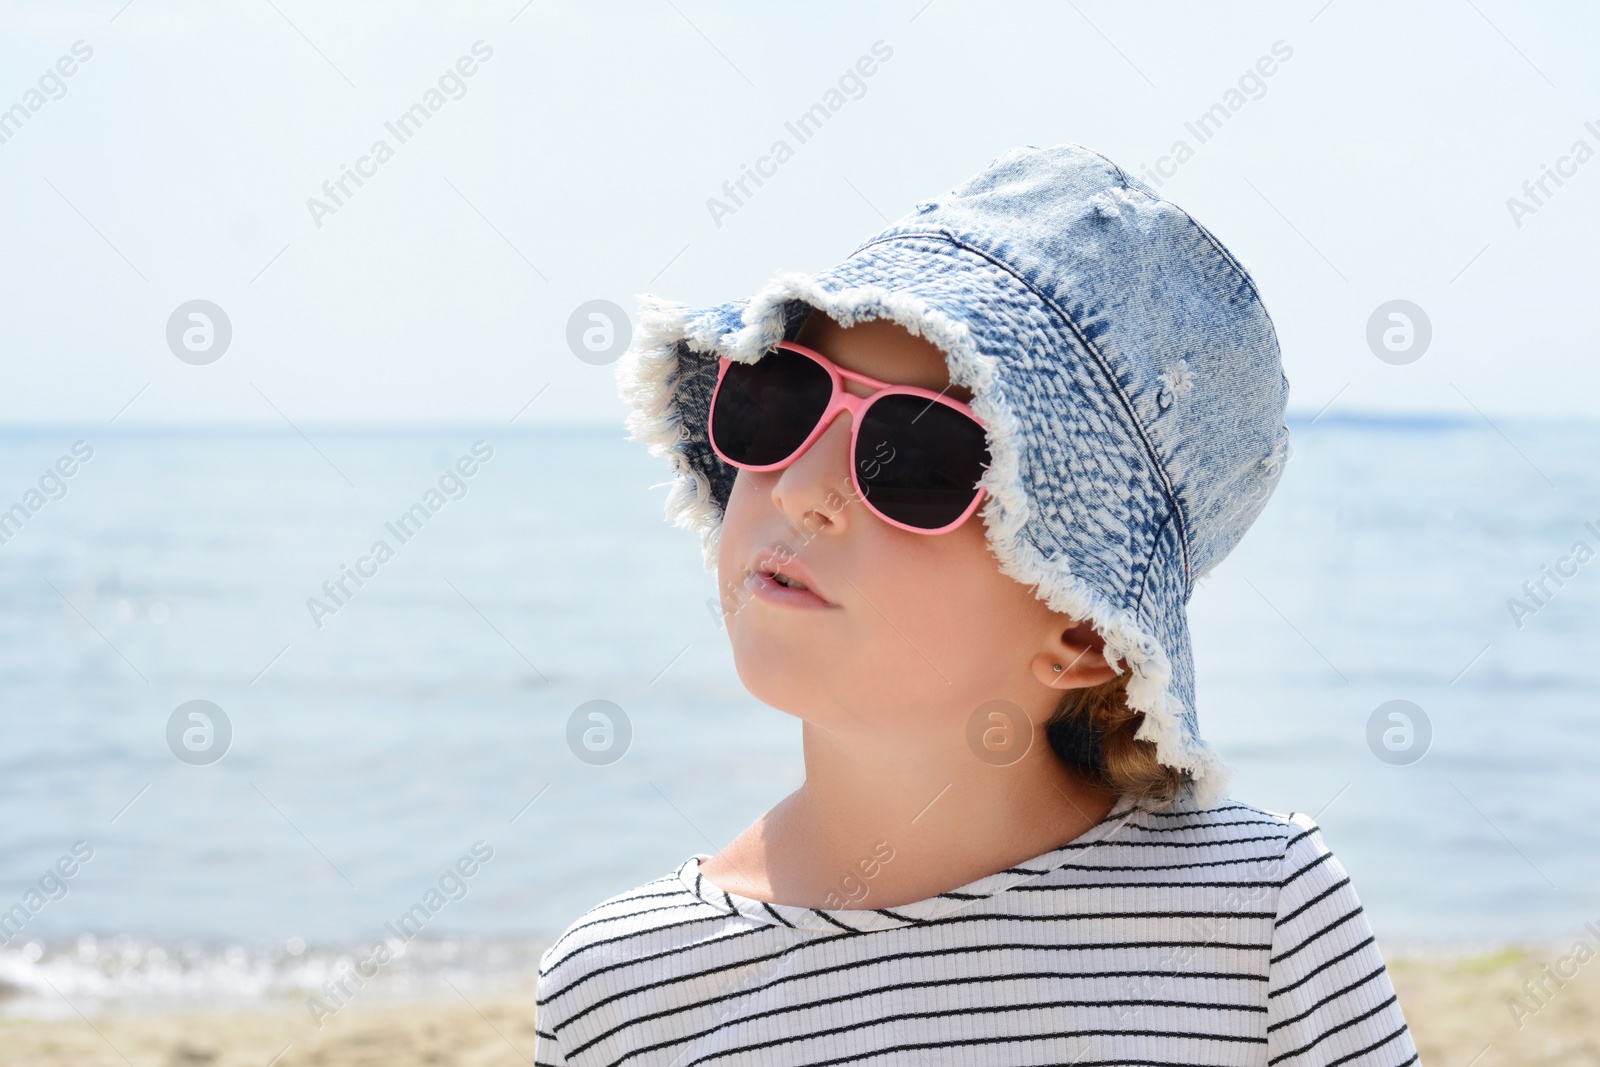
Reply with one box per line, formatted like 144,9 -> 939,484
707,340 -> 990,534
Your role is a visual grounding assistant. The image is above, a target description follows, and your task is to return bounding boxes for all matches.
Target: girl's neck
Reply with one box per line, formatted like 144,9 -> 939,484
701,718 -> 1120,910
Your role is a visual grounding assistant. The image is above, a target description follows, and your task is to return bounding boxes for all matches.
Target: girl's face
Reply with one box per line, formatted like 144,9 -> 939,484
716,313 -> 1106,742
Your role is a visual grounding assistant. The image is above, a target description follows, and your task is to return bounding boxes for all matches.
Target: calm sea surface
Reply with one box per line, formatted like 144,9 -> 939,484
1,418 -> 1597,1013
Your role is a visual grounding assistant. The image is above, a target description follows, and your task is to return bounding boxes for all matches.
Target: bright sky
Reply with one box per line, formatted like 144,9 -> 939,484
2,0 -> 1596,426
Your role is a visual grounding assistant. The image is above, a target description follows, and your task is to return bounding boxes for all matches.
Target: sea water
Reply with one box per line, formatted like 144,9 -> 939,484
0,417 -> 1596,1013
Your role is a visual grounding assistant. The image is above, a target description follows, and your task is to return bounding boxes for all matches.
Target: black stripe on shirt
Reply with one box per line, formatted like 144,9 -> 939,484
1267,994 -> 1399,1064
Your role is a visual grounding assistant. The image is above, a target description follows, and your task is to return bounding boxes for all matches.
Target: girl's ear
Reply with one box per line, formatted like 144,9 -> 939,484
1029,617 -> 1121,691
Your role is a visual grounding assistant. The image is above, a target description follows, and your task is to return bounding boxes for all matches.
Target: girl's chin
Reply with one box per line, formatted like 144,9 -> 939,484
729,646 -> 832,702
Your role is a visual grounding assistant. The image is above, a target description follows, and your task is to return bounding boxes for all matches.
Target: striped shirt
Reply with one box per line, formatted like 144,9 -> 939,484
534,796 -> 1418,1067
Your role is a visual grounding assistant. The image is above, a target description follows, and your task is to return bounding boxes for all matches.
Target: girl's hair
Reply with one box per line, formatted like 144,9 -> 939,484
1045,671 -> 1189,804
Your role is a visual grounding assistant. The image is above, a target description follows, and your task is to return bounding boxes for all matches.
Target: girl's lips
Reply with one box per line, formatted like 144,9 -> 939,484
745,571 -> 839,610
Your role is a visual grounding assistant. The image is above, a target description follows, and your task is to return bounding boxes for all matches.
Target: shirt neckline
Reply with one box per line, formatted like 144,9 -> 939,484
678,792 -> 1148,934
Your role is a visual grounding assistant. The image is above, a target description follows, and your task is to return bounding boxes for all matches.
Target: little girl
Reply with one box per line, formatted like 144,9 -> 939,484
535,144 -> 1417,1067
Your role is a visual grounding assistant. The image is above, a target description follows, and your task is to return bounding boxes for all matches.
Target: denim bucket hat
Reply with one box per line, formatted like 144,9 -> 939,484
616,143 -> 1290,808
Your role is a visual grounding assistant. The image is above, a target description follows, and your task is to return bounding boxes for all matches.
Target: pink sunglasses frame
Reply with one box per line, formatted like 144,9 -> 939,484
708,340 -> 989,535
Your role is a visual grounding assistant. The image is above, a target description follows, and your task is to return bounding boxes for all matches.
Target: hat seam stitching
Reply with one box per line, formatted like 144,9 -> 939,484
1102,154 -> 1275,324
1167,209 -> 1270,315
1129,508 -> 1175,614
888,228 -> 1195,588
977,143 -> 1262,316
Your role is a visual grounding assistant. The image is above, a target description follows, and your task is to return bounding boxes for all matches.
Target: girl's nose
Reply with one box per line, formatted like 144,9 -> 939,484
769,406 -> 855,537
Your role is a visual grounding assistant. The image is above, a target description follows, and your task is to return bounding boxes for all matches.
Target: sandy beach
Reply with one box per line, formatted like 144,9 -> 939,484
1383,947 -> 1600,1067
1,947 -> 1596,1066
0,985 -> 545,1067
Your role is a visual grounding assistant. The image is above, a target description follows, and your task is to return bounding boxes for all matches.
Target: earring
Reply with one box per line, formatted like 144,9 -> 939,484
1052,663 -> 1063,673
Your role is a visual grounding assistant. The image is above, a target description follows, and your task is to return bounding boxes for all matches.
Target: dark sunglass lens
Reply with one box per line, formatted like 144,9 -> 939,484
710,348 -> 833,466
856,395 -> 989,530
